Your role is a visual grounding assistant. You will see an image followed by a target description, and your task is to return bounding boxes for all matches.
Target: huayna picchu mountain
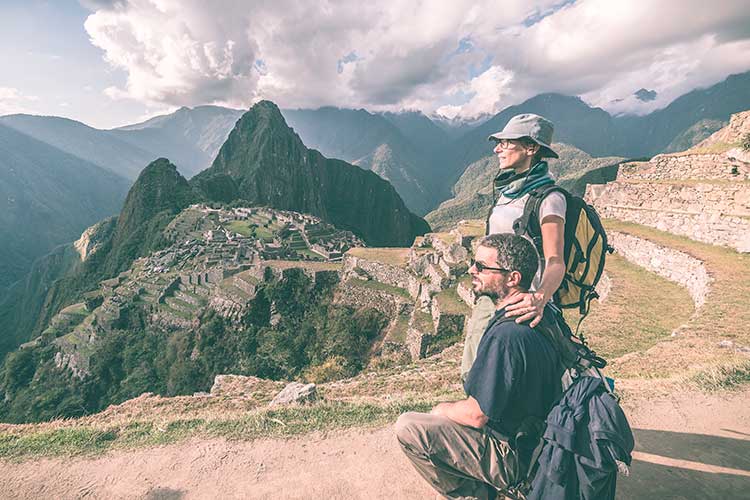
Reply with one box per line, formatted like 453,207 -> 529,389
191,101 -> 429,246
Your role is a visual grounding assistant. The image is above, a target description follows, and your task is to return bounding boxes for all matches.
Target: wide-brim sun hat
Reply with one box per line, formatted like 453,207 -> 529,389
488,113 -> 559,159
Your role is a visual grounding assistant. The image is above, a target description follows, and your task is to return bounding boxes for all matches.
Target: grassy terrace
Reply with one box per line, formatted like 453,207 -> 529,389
264,260 -> 342,271
59,303 -> 88,316
411,310 -> 434,333
225,220 -> 253,237
597,219 -> 750,382
434,286 -> 471,315
569,253 -> 693,361
432,232 -> 457,246
385,314 -> 411,344
666,141 -> 738,156
296,249 -> 324,260
346,247 -> 410,267
455,219 -> 485,238
346,278 -> 411,300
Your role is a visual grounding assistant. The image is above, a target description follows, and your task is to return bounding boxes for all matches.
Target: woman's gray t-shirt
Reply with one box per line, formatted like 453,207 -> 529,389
488,191 -> 566,291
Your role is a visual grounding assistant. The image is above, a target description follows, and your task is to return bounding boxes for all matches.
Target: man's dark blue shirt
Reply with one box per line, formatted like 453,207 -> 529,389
463,308 -> 562,437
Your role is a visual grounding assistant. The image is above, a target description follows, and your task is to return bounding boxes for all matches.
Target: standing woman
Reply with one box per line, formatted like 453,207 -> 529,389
461,114 -> 566,380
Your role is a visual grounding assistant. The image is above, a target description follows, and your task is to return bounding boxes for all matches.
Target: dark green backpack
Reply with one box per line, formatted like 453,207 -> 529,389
512,184 -> 613,320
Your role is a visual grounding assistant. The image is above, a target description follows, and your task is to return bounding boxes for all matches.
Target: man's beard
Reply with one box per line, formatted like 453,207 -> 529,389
474,281 -> 509,302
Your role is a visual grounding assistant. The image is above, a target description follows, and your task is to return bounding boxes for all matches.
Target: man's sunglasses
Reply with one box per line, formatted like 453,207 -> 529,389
469,259 -> 510,273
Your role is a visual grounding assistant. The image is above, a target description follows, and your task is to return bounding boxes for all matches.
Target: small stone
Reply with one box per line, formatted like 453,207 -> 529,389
718,340 -> 734,349
270,382 -> 317,406
193,391 -> 211,397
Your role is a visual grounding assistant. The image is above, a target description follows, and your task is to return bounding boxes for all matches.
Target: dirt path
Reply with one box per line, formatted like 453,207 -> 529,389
1,388 -> 749,500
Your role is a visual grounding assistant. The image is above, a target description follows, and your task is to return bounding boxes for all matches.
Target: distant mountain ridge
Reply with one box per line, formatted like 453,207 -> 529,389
281,107 -> 442,214
451,71 -> 750,180
111,105 -> 244,178
3,71 -> 749,217
0,106 -> 243,181
0,123 -> 130,292
0,114 -> 154,180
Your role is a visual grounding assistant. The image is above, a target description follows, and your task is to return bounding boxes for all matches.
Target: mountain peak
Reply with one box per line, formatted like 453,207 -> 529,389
236,100 -> 300,138
121,158 -> 196,226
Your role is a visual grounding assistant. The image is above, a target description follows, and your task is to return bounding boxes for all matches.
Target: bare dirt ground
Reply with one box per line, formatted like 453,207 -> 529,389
1,387 -> 748,500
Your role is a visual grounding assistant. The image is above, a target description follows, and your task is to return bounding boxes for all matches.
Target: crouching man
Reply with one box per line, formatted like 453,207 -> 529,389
396,234 -> 563,499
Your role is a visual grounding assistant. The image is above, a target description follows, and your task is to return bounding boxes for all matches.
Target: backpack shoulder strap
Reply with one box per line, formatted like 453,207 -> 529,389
512,184 -> 568,255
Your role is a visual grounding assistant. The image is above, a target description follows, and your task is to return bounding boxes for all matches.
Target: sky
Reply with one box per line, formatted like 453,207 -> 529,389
1,0 -> 750,129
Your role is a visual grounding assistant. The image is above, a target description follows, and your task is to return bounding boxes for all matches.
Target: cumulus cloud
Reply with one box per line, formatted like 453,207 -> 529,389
81,0 -> 750,119
84,0 -> 260,107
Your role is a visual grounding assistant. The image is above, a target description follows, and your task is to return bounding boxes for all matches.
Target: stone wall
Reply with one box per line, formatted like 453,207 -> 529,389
209,289 -> 251,322
342,254 -> 412,289
608,231 -> 711,309
333,279 -> 414,319
588,182 -> 750,252
457,281 -> 475,307
696,110 -> 750,147
617,155 -> 750,182
589,180 -> 750,216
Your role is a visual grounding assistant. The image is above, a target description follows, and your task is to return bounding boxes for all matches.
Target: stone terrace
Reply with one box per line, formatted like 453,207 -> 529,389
587,112 -> 750,253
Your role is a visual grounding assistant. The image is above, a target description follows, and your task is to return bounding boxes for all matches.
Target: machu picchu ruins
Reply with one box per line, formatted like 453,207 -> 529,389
44,203 -> 485,381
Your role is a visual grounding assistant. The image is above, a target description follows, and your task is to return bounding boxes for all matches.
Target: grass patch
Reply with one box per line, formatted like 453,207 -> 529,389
0,427 -> 118,460
226,220 -> 253,237
346,278 -> 411,300
412,310 -> 434,333
434,287 -> 471,316
570,253 -> 693,360
0,401 -> 433,461
346,247 -> 410,267
385,315 -> 411,344
59,303 -> 88,316
598,219 -> 750,379
456,220 -> 485,238
689,361 -> 750,391
296,249 -> 324,261
668,141 -> 737,155
265,260 -> 342,272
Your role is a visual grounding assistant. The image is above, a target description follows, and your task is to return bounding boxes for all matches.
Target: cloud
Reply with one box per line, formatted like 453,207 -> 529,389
0,88 -> 22,101
82,0 -> 750,119
435,66 -> 516,119
84,0 -> 260,107
0,87 -> 41,116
